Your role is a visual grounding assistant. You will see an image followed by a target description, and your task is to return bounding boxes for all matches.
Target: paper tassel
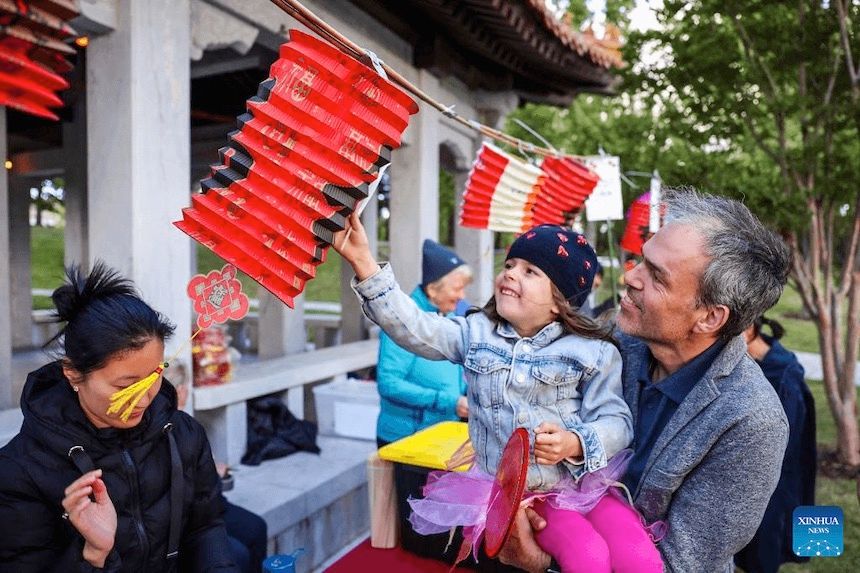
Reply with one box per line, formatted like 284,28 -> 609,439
107,362 -> 166,422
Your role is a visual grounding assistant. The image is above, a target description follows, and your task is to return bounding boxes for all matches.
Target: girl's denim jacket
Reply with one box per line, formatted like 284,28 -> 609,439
353,264 -> 633,491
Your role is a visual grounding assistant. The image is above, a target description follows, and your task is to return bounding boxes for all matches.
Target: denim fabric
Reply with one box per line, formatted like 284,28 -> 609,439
353,264 -> 632,491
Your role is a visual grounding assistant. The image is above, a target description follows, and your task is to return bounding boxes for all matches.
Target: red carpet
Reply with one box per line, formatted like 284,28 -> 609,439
325,539 -> 472,572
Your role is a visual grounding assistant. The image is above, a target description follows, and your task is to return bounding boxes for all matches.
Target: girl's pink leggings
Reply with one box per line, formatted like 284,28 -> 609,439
533,495 -> 663,573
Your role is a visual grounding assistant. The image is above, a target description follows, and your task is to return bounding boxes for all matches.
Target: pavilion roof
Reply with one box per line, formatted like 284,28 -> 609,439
351,0 -> 624,103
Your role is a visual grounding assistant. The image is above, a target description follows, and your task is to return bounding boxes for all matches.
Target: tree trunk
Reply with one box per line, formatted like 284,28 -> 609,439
836,406 -> 860,465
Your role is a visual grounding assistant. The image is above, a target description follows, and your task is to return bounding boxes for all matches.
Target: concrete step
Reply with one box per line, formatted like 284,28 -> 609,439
224,435 -> 376,573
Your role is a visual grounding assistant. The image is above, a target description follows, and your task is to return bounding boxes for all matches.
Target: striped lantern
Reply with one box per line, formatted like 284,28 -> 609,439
459,143 -> 600,233
0,0 -> 78,120
459,143 -> 544,233
175,30 -> 418,307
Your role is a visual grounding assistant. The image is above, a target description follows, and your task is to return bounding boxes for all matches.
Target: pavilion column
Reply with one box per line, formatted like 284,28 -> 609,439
0,109 -> 13,408
86,0 -> 192,376
452,93 -> 517,306
64,58 -> 88,271
389,70 -> 440,292
9,176 -> 32,349
258,293 -> 306,416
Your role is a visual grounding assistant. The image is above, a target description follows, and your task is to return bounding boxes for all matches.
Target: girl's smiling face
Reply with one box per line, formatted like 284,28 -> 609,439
63,337 -> 165,429
494,258 -> 560,338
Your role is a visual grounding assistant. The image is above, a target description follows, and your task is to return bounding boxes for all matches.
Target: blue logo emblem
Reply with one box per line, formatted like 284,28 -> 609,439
793,506 -> 843,557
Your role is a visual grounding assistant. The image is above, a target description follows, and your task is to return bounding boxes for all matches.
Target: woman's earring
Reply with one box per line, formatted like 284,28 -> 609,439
73,386 -> 79,393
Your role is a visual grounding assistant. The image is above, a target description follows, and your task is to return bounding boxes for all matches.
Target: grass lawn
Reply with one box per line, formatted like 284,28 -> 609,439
780,378 -> 859,572
195,242 -> 343,303
30,227 -> 345,306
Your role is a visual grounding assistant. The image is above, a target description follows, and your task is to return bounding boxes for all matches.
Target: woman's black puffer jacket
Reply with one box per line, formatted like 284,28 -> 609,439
0,362 -> 239,572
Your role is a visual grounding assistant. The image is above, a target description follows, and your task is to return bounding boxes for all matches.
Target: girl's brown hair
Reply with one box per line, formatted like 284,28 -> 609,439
477,284 -> 615,344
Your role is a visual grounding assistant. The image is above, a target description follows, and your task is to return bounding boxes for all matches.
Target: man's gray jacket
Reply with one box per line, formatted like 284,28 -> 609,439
619,333 -> 790,572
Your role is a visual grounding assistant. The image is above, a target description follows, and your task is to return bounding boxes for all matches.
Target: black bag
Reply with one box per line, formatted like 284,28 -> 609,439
242,395 -> 320,466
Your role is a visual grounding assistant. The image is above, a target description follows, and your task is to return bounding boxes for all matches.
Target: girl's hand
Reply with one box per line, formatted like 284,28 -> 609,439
62,469 -> 117,567
534,422 -> 583,465
456,395 -> 469,418
331,212 -> 380,281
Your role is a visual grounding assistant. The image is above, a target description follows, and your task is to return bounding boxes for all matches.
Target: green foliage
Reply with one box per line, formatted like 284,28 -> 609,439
628,0 -> 858,230
439,169 -> 456,245
781,379 -> 860,572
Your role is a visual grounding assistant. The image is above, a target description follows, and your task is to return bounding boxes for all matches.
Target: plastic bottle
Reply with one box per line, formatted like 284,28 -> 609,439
262,548 -> 304,573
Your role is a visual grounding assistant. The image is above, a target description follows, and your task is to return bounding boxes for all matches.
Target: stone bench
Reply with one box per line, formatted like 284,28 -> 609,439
193,339 -> 379,467
224,435 -> 375,573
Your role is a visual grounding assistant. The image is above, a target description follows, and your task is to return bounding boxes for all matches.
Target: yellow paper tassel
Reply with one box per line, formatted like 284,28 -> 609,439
107,363 -> 166,422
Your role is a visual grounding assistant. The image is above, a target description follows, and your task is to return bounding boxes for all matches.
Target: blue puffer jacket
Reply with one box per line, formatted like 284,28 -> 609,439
376,286 -> 466,443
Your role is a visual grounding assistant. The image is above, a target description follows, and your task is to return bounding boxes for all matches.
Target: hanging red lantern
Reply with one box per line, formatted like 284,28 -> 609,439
459,144 -> 601,233
0,0 -> 79,120
176,30 -> 418,307
459,143 -> 543,233
620,192 -> 664,255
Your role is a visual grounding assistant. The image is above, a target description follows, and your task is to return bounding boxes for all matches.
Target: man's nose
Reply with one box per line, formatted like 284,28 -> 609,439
624,263 -> 643,289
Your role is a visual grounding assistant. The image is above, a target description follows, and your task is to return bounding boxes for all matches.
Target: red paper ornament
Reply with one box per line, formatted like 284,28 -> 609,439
176,30 -> 418,307
620,192 -> 665,256
187,264 -> 251,330
0,0 -> 78,120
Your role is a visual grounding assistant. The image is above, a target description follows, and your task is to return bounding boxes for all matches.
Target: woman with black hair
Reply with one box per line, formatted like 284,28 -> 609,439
0,262 -> 239,572
735,316 -> 817,573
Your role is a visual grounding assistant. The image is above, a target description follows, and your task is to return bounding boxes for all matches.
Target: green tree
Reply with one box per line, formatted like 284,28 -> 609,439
632,0 -> 860,466
509,0 -> 860,466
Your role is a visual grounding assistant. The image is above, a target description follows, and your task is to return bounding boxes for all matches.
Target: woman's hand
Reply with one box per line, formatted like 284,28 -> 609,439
534,422 -> 583,465
62,469 -> 117,567
331,212 -> 380,281
456,395 -> 469,419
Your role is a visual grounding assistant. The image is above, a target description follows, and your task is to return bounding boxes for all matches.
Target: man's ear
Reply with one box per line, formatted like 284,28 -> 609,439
693,304 -> 730,336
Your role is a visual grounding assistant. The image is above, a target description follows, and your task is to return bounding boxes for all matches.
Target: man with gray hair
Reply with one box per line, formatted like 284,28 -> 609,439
500,189 -> 792,572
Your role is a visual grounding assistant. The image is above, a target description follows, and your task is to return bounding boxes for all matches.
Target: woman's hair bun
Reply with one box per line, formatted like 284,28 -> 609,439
52,261 -> 138,324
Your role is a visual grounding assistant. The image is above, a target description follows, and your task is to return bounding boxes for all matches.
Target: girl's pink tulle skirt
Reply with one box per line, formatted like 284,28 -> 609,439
408,450 -> 665,559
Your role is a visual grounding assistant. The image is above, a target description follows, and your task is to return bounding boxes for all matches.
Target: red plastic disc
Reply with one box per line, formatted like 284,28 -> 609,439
484,427 -> 530,559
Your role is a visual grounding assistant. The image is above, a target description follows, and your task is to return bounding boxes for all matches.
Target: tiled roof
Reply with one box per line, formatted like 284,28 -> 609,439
523,0 -> 625,70
350,0 -> 623,100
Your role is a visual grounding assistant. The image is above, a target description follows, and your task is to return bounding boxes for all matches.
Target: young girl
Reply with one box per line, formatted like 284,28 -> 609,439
0,263 -> 239,572
335,216 -> 663,573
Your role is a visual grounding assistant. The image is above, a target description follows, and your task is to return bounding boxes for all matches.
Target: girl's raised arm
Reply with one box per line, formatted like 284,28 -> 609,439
334,214 -> 470,365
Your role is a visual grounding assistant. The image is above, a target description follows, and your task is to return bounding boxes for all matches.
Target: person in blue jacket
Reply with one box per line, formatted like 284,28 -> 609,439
736,315 -> 816,573
375,239 -> 471,447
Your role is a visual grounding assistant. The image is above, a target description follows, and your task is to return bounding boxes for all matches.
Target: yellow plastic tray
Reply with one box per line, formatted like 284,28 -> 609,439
377,421 -> 471,472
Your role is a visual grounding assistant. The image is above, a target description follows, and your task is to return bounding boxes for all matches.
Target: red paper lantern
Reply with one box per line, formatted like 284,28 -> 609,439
0,0 -> 79,120
459,143 -> 543,233
458,144 -> 601,233
620,192 -> 664,256
176,30 -> 418,307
